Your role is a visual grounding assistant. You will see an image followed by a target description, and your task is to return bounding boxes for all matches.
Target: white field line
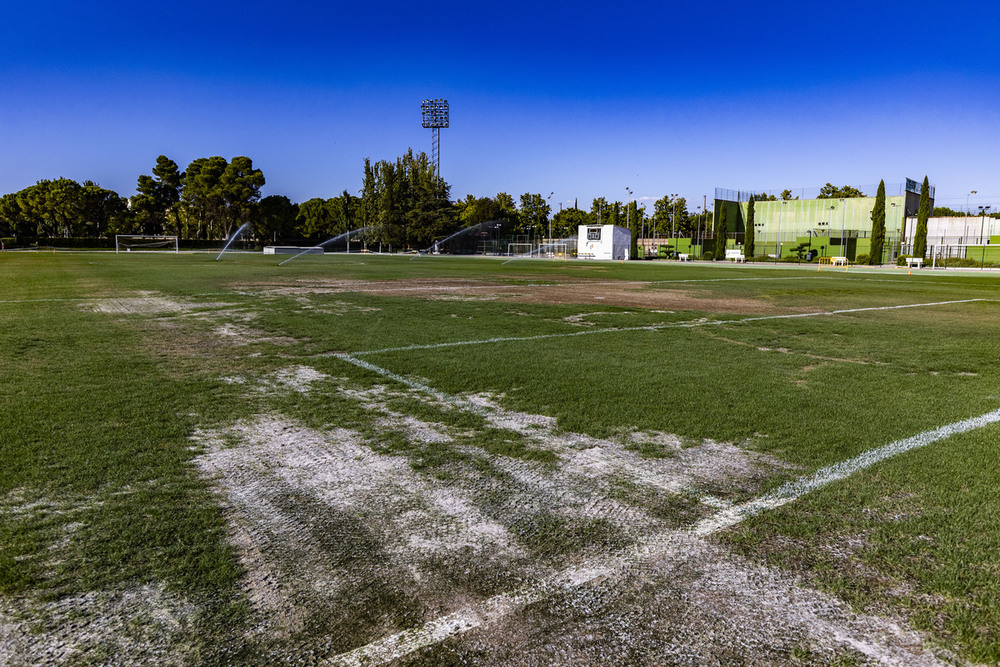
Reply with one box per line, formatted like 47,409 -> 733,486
333,354 -> 484,413
0,277 -> 812,304
322,364 -> 1000,667
351,298 -> 993,357
0,292 -> 235,304
263,275 -> 814,295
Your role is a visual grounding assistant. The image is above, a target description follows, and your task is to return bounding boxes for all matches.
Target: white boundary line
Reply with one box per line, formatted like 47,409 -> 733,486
351,298 -> 993,357
326,353 -> 1000,666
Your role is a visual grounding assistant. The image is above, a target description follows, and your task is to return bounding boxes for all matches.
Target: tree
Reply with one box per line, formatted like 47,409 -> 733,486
626,200 -> 641,258
80,181 -> 127,237
779,190 -> 796,201
457,196 -> 508,227
652,195 -> 688,236
182,156 -> 228,239
257,195 -> 298,242
913,176 -> 931,258
933,206 -> 963,217
715,205 -> 728,259
551,207 -> 588,238
359,149 -> 453,249
518,193 -> 549,237
868,180 -> 886,264
494,192 -> 517,218
744,197 -> 755,258
17,179 -> 83,237
817,183 -> 866,199
0,193 -> 28,237
219,156 -> 265,239
295,198 -> 334,239
133,156 -> 184,236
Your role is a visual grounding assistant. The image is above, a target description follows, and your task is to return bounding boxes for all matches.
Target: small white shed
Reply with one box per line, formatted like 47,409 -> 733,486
577,225 -> 631,260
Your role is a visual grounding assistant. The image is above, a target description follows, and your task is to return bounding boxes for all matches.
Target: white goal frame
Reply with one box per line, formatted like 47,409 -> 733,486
115,235 -> 179,253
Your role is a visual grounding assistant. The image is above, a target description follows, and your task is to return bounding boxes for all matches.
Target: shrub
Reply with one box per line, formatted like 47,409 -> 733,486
896,254 -> 913,266
855,253 -> 870,265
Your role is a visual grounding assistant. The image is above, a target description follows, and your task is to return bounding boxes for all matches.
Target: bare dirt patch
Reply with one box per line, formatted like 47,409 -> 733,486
240,278 -> 794,313
177,375 -> 949,665
423,535 -> 947,666
0,585 -> 196,666
192,416 -> 532,653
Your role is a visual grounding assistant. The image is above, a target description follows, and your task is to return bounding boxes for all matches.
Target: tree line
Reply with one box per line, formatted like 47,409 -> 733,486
0,155 -> 265,242
0,149 -> 715,248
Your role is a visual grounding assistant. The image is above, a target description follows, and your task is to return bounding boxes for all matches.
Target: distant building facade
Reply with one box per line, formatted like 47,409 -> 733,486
714,179 -> 931,262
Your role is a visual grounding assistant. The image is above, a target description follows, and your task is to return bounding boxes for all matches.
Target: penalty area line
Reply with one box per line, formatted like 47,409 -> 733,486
350,298 -> 993,357
321,380 -> 1000,666
326,349 -> 1000,667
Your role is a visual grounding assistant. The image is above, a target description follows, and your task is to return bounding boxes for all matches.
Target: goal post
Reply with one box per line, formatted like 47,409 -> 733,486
115,235 -> 179,253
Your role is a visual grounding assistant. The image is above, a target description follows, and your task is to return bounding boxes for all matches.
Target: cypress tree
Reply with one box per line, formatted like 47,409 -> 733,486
744,198 -> 755,258
868,180 -> 886,264
913,176 -> 931,258
715,204 -> 728,260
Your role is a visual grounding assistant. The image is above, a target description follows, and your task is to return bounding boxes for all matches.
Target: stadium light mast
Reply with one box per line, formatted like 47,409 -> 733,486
421,99 -> 449,180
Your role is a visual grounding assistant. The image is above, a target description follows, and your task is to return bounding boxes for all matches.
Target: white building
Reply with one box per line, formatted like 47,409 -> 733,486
902,215 -> 998,258
577,225 -> 631,261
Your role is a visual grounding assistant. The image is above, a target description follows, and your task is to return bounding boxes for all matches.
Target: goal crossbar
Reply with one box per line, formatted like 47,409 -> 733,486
115,235 -> 179,253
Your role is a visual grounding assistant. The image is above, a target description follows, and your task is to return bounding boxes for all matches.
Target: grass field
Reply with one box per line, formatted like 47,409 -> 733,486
2,251 -> 999,665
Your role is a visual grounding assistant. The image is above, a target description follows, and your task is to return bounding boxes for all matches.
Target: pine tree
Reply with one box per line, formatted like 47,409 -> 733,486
913,176 -> 931,258
868,180 -> 886,264
744,198 -> 755,258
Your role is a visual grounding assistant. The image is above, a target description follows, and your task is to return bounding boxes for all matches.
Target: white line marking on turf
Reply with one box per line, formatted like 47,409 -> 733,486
322,385 -> 1000,666
333,354 -> 484,412
268,275 -> 813,295
351,298 -> 993,356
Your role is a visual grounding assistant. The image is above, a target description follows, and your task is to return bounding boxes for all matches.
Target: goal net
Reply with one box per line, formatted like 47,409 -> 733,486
115,235 -> 179,253
507,243 -> 533,256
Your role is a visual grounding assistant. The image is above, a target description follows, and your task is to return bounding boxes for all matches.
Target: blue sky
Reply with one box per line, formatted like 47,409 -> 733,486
2,0 -> 998,213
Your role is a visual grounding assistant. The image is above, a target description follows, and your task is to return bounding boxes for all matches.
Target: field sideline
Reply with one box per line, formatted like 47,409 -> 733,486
2,252 -> 999,665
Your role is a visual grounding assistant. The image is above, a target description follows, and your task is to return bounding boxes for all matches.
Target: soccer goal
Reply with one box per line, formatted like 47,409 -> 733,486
507,243 -> 533,256
115,235 -> 179,253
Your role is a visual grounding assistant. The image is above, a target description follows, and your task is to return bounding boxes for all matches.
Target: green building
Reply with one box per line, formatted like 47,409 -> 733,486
714,180 -> 932,263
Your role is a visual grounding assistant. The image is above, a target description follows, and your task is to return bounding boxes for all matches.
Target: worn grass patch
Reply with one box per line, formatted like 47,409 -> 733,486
722,424 -> 1000,662
3,252 -> 1000,664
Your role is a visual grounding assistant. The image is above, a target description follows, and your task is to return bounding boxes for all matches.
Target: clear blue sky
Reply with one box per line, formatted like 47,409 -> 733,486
2,0 -> 998,213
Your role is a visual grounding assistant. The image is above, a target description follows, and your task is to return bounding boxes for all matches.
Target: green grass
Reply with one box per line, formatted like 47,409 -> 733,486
2,251 -> 1000,662
723,424 -> 1000,662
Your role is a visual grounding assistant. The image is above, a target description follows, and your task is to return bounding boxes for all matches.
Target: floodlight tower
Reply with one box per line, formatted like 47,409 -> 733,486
421,99 -> 449,179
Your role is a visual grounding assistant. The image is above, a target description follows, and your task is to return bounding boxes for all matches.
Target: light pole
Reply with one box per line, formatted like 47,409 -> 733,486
967,190 -> 977,217
828,205 -> 836,254
695,206 -> 702,258
980,205 -> 991,269
670,194 -> 678,241
547,192 -> 554,256
625,187 -> 633,255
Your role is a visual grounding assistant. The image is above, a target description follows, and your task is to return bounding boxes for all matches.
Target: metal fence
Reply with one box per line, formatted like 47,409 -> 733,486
715,181 -> 934,203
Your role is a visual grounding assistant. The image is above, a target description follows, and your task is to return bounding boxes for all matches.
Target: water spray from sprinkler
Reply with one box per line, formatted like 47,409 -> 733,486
278,227 -> 372,266
411,221 -> 501,260
215,222 -> 252,260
